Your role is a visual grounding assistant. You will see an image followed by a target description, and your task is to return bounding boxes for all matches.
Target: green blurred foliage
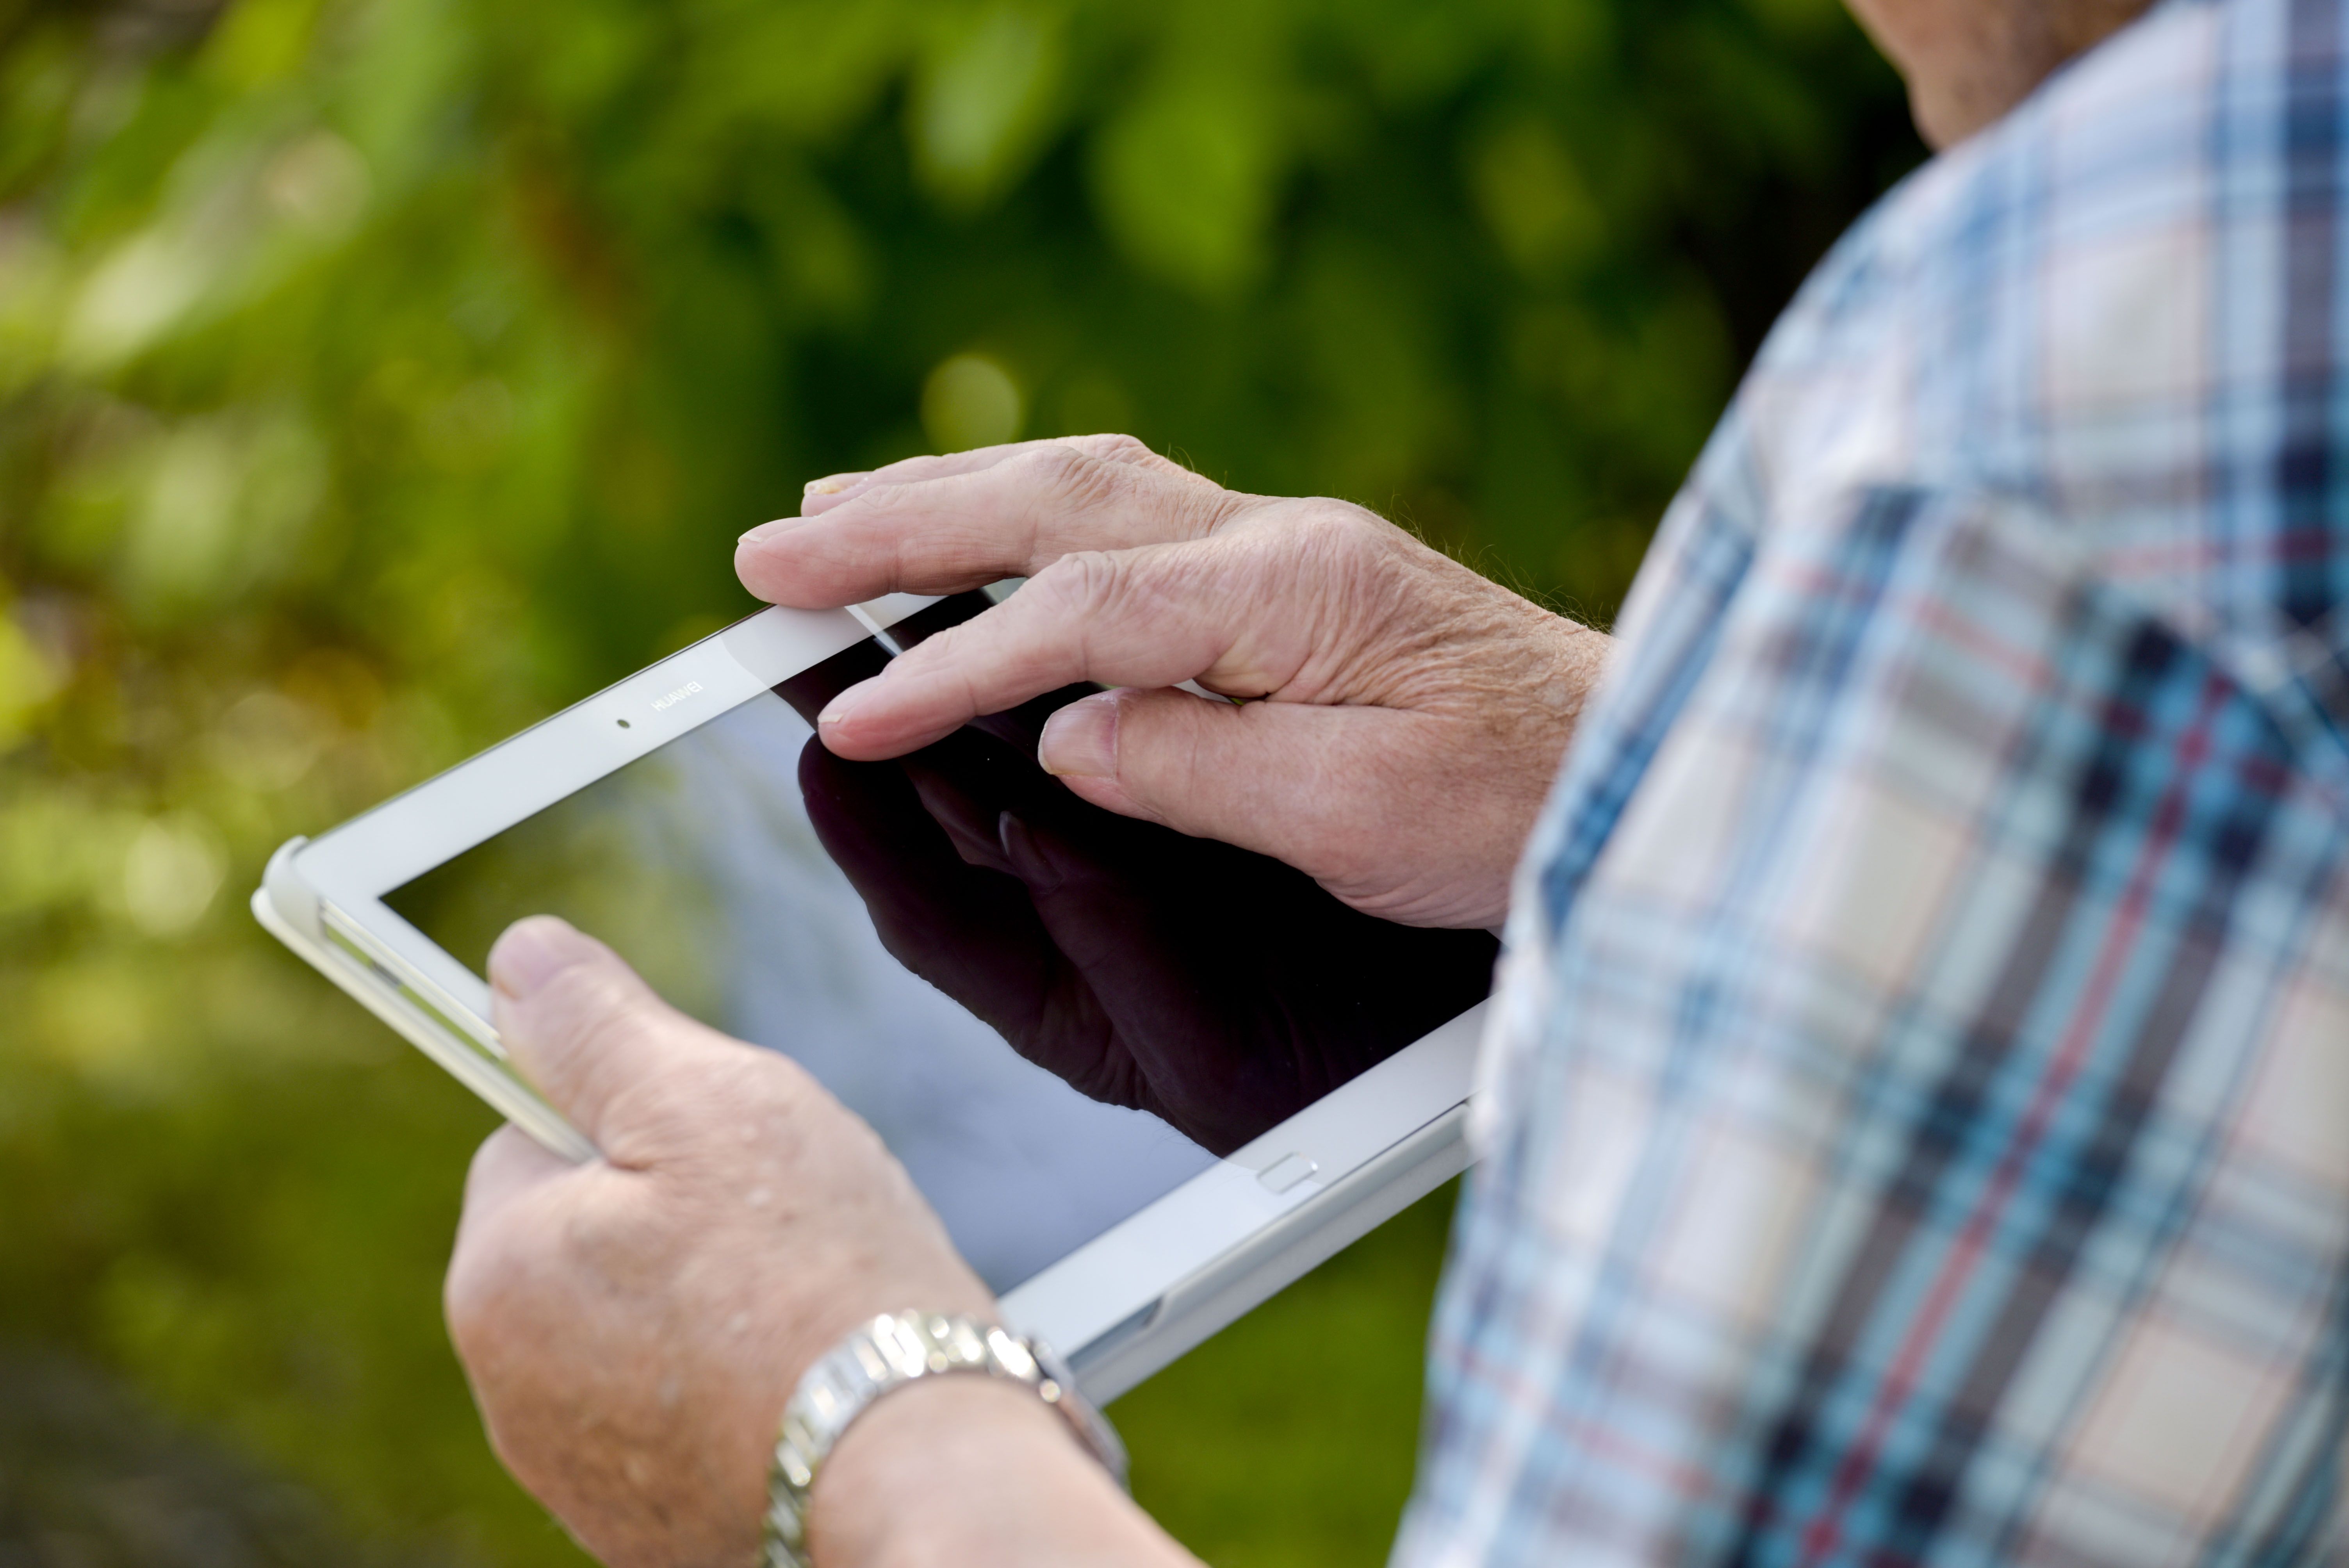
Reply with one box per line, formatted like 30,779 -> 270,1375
0,0 -> 1918,1559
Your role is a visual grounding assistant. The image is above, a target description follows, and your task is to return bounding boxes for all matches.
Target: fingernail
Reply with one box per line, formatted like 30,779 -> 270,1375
489,915 -> 586,999
1039,692 -> 1117,778
804,472 -> 868,496
738,518 -> 800,547
997,812 -> 1065,895
816,678 -> 879,732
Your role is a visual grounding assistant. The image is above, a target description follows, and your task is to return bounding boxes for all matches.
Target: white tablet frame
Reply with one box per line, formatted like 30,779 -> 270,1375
252,597 -> 1482,1399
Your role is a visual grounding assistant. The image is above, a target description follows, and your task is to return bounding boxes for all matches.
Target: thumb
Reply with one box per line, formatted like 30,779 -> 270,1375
1036,688 -> 1411,881
486,915 -> 724,1155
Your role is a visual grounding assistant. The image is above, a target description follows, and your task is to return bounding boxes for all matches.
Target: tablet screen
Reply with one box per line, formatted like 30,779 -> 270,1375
383,595 -> 1497,1292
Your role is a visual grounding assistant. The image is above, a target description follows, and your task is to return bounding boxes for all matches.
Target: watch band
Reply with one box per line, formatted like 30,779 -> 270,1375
761,1311 -> 1127,1568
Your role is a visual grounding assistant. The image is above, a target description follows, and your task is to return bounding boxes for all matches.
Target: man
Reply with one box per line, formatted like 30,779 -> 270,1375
443,0 -> 2349,1561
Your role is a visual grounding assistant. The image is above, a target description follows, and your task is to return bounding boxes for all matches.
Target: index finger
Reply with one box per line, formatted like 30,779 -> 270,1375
797,432 -> 1193,518
735,440 -> 1246,610
459,1121 -> 574,1226
813,543 -> 1269,759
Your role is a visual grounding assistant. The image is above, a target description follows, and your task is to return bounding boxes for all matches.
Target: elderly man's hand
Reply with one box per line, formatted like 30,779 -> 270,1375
444,915 -> 1191,1568
736,436 -> 1610,930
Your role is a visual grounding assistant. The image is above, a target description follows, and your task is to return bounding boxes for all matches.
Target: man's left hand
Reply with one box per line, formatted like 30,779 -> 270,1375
442,914 -> 996,1567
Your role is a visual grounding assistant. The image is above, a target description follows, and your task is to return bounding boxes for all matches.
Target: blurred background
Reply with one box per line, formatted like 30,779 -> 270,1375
0,0 -> 1919,1561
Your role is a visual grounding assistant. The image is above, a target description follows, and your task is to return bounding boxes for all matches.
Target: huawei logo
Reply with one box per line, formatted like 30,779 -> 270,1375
651,681 -> 704,712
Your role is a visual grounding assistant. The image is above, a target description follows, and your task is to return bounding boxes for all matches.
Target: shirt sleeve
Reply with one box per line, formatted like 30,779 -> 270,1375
1397,481 -> 2349,1568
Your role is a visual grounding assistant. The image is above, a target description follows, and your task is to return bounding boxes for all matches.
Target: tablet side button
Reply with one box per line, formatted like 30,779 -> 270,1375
1257,1153 -> 1319,1194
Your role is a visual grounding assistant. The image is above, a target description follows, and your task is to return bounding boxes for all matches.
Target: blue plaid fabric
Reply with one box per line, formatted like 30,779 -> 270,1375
1395,1 -> 2349,1563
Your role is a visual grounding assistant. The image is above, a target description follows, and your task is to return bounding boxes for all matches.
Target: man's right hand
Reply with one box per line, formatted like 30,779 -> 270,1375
735,435 -> 1610,930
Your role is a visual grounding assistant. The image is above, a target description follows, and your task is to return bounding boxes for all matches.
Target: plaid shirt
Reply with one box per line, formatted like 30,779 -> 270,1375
1396,0 -> 2349,1563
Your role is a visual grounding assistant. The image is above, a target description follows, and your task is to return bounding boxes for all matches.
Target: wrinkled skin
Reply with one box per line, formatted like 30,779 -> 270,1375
443,917 -> 1005,1568
449,440 -> 1596,1568
737,435 -> 1610,930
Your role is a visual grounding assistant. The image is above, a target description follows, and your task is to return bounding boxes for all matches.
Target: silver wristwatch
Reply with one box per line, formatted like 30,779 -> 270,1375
761,1311 -> 1127,1568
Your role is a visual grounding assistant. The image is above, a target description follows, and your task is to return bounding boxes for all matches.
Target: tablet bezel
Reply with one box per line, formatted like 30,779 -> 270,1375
264,598 -> 1482,1376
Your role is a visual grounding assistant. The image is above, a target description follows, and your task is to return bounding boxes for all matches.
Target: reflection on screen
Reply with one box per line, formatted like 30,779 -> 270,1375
385,598 -> 1497,1294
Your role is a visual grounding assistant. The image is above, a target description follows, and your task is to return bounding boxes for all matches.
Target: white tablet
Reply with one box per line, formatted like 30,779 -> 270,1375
252,590 -> 1495,1399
